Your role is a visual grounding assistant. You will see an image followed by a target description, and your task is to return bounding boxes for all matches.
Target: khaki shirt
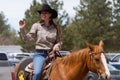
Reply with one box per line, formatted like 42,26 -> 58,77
20,22 -> 62,50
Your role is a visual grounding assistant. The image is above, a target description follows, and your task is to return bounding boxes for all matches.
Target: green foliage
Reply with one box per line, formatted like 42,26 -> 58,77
0,12 -> 10,36
0,12 -> 17,45
110,0 -> 120,52
63,0 -> 113,51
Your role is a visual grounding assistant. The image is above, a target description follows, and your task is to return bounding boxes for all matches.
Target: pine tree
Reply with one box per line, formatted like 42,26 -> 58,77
0,12 -> 10,36
111,0 -> 120,52
0,11 -> 16,45
63,0 -> 113,51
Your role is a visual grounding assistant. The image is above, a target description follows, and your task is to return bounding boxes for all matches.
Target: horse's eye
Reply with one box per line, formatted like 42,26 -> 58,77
95,58 -> 99,62
100,51 -> 105,53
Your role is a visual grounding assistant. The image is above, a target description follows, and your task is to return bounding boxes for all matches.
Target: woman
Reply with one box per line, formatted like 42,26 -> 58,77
19,3 -> 62,80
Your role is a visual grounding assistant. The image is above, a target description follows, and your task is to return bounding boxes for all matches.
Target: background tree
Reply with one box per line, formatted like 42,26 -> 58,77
0,11 -> 17,45
63,0 -> 113,51
111,0 -> 120,52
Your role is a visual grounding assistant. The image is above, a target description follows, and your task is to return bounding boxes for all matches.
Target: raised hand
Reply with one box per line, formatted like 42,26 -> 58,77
19,20 -> 25,29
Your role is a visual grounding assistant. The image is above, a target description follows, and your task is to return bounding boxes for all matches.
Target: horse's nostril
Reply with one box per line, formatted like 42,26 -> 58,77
106,75 -> 111,80
100,73 -> 111,80
106,76 -> 108,80
101,74 -> 111,80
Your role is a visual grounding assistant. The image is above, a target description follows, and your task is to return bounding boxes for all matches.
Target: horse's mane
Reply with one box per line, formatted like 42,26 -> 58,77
53,48 -> 90,68
63,48 -> 90,64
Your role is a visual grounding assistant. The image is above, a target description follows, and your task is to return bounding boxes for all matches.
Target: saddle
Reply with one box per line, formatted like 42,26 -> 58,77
24,51 -> 62,80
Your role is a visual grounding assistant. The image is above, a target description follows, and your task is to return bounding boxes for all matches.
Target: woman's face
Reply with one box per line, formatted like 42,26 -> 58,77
40,11 -> 52,21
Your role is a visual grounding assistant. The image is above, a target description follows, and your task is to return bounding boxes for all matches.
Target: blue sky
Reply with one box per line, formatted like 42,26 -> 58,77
0,0 -> 79,31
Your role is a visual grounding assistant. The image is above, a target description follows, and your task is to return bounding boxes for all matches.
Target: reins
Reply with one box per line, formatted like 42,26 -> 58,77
43,51 -> 62,80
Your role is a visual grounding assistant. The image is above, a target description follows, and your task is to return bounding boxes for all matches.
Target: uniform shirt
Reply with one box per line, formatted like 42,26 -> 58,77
20,22 -> 62,50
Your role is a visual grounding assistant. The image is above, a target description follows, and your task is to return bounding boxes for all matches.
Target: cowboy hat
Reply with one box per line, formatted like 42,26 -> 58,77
37,4 -> 58,19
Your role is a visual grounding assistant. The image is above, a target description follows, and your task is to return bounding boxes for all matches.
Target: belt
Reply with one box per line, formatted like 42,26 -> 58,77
35,49 -> 48,53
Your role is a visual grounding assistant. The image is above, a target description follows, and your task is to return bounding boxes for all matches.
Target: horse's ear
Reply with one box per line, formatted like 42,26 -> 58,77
99,40 -> 104,47
86,42 -> 94,50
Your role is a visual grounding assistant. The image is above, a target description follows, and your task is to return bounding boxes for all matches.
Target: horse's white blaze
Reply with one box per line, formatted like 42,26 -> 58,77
101,53 -> 111,77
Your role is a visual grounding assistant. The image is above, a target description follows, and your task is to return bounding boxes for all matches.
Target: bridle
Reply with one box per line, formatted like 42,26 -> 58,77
89,51 -> 104,80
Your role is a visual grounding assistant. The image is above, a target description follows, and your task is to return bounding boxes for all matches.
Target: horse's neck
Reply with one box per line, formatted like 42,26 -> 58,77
61,49 -> 89,79
63,49 -> 89,65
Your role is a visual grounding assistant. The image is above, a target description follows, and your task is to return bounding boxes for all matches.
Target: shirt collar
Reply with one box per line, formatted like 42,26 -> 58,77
41,22 -> 54,29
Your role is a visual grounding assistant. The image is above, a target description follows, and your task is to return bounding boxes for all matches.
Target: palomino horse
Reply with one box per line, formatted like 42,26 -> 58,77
14,40 -> 111,80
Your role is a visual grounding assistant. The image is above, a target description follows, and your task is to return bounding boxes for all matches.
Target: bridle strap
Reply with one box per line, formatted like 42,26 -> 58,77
89,51 -> 101,80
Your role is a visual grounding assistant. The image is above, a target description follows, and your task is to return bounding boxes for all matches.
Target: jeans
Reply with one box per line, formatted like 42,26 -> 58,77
32,50 -> 48,80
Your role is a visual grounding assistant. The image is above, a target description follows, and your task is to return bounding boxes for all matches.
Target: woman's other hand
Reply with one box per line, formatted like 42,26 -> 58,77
53,44 -> 60,52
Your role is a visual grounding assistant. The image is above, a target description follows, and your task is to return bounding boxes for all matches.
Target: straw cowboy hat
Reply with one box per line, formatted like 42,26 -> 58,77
37,4 -> 58,19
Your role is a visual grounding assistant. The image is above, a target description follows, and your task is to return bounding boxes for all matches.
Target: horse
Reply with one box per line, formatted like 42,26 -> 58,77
14,40 -> 111,80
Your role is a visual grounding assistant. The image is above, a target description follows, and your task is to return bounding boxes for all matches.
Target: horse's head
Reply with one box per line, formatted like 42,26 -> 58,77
87,40 -> 111,80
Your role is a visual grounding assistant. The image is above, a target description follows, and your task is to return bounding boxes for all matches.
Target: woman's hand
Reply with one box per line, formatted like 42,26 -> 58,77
19,20 -> 25,29
53,44 -> 60,52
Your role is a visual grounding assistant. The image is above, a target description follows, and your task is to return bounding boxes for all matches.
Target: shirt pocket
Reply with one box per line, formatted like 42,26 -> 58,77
37,30 -> 46,42
46,32 -> 57,43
